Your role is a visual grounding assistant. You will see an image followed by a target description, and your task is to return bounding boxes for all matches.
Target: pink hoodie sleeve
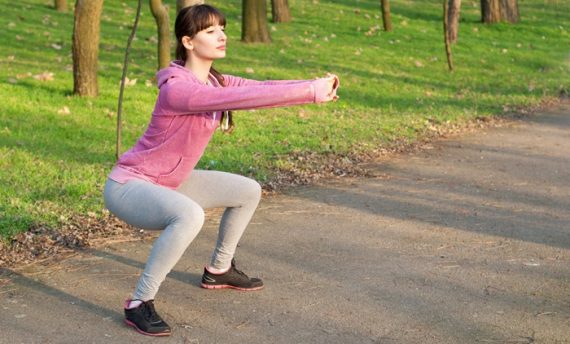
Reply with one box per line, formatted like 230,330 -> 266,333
222,74 -> 311,87
158,77 -> 332,115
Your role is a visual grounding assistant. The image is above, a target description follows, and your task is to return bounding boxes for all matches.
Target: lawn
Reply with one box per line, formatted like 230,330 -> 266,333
0,0 -> 568,239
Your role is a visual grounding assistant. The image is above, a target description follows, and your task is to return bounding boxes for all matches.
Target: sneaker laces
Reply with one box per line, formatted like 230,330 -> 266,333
142,300 -> 163,323
230,259 -> 250,280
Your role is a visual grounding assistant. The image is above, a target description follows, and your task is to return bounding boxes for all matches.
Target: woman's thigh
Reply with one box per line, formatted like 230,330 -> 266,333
104,178 -> 202,230
176,170 -> 261,209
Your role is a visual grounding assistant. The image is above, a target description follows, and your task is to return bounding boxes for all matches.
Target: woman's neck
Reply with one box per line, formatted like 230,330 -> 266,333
184,57 -> 213,84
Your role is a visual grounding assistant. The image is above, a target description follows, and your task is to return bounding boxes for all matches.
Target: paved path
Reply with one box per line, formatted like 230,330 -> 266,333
1,102 -> 569,343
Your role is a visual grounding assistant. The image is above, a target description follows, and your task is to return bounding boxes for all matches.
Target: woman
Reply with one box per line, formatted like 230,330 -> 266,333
104,4 -> 339,337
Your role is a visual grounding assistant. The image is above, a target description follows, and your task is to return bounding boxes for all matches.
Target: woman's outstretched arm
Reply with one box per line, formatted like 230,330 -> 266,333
157,76 -> 338,115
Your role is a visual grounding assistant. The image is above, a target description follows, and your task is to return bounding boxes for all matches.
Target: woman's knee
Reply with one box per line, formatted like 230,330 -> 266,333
173,202 -> 205,229
242,177 -> 262,204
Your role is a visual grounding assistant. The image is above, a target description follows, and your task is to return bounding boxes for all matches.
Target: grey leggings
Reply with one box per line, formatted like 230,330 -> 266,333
103,170 -> 262,301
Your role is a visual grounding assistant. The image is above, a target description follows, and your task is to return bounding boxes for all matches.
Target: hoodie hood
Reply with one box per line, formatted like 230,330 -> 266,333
156,60 -> 221,89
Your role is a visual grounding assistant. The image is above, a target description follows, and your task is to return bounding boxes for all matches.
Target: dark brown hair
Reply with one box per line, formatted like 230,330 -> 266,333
175,5 -> 234,133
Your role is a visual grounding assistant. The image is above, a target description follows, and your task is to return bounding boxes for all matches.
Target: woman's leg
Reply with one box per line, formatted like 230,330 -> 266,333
104,178 -> 205,301
176,170 -> 262,270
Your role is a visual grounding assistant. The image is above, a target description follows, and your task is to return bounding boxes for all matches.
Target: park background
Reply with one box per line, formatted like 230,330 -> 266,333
0,0 -> 568,248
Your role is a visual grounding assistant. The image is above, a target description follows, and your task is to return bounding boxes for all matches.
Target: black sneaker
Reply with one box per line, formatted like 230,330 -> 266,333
201,259 -> 264,291
124,299 -> 171,337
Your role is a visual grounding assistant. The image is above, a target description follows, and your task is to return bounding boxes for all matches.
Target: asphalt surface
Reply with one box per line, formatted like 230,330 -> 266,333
1,102 -> 569,344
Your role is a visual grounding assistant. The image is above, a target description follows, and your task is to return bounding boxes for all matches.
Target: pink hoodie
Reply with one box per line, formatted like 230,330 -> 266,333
108,60 -> 334,189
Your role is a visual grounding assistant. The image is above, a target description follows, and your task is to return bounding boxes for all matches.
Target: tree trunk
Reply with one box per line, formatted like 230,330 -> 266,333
242,0 -> 271,43
499,0 -> 519,23
271,0 -> 291,23
481,0 -> 501,23
443,0 -> 454,71
481,0 -> 519,23
177,0 -> 203,14
72,0 -> 104,97
380,0 -> 392,32
447,0 -> 461,43
55,0 -> 67,12
150,0 -> 171,70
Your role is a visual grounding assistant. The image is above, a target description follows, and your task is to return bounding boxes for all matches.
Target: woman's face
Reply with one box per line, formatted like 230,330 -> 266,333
184,23 -> 227,61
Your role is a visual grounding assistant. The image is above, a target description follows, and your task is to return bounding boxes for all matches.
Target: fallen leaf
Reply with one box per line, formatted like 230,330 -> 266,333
365,25 -> 380,36
58,106 -> 71,115
7,55 -> 15,61
51,43 -> 62,50
34,72 -> 54,81
145,79 -> 153,87
414,60 -> 424,68
16,72 -> 32,79
124,77 -> 137,86
245,67 -> 254,74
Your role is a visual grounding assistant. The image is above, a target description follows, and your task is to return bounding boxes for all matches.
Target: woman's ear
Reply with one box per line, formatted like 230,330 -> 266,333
182,36 -> 193,50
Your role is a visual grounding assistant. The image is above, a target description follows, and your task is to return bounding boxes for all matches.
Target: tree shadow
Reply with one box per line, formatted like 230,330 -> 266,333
0,268 -> 122,321
283,109 -> 570,249
88,248 -> 203,288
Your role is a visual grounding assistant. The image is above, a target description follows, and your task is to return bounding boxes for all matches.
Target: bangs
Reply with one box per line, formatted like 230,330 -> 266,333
194,9 -> 226,32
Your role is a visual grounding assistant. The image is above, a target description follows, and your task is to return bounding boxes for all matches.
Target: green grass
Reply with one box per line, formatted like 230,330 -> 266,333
0,0 -> 568,239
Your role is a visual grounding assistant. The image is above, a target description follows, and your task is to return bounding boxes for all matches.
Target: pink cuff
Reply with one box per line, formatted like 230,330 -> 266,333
312,78 -> 331,103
